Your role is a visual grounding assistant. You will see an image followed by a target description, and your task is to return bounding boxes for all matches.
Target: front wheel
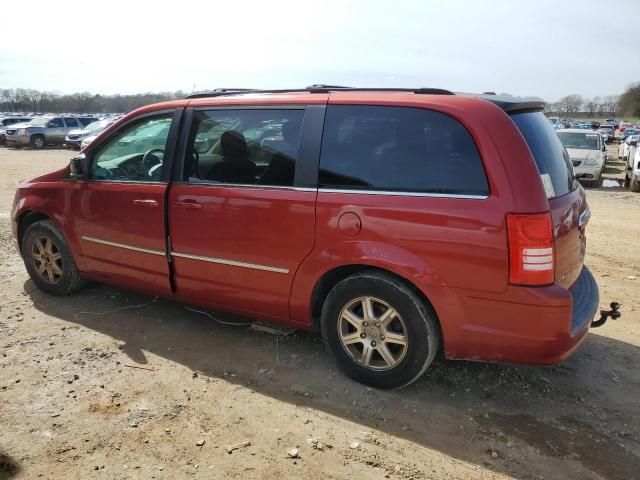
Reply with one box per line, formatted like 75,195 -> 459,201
321,271 -> 440,389
22,220 -> 85,295
631,177 -> 640,193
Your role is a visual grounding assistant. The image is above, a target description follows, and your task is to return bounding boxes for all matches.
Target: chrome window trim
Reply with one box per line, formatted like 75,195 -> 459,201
176,181 -> 317,192
82,236 -> 165,256
171,251 -> 289,274
317,188 -> 488,199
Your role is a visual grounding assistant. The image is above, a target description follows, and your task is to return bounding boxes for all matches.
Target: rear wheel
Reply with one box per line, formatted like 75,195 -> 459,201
22,220 -> 85,295
321,271 -> 440,389
30,134 -> 46,149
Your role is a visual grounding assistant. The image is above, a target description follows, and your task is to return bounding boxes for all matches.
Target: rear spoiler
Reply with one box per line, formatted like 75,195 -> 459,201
460,93 -> 545,113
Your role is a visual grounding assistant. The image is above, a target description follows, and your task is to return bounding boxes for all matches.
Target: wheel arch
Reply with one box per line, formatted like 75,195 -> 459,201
17,210 -> 52,253
309,264 -> 442,339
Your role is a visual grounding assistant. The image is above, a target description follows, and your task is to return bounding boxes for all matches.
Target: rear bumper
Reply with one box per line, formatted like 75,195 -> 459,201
442,266 -> 599,364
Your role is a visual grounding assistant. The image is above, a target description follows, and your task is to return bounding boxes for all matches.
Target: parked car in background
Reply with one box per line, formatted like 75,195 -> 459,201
605,118 -> 619,129
601,123 -> 617,140
0,116 -> 32,144
625,141 -> 640,192
619,122 -> 633,133
618,135 -> 639,162
557,128 -> 607,187
11,87 -> 599,389
65,119 -> 116,149
597,127 -> 613,143
621,128 -> 640,141
4,116 -> 96,149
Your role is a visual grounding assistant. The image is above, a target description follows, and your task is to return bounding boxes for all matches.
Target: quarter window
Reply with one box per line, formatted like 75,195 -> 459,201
319,105 -> 489,196
90,115 -> 172,182
185,109 -> 305,187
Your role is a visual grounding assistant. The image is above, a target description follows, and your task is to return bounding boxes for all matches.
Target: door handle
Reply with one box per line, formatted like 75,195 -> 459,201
175,199 -> 202,210
132,199 -> 158,207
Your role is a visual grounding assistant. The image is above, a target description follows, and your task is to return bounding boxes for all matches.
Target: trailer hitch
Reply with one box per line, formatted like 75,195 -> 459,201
591,302 -> 622,328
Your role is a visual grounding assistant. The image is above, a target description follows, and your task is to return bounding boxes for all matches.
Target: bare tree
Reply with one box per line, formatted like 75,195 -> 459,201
557,94 -> 584,115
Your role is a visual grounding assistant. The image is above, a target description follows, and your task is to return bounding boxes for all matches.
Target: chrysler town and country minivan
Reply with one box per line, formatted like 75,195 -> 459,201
11,86 -> 599,388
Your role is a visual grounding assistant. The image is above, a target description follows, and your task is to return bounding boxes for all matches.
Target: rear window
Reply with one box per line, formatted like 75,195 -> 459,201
319,105 -> 489,196
511,112 -> 577,198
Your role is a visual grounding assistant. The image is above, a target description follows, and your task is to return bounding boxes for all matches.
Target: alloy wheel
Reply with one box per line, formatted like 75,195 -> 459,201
337,296 -> 409,371
31,236 -> 63,284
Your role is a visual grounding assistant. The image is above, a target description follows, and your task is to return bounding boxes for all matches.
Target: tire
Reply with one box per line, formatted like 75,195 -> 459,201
21,220 -> 85,295
631,178 -> 640,193
321,271 -> 440,389
30,134 -> 46,149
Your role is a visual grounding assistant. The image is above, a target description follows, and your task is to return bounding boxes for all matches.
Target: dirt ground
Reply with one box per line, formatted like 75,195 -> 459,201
0,144 -> 638,480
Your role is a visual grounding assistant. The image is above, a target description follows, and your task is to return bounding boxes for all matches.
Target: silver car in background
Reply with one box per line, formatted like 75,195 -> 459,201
4,116 -> 96,149
557,128 -> 607,187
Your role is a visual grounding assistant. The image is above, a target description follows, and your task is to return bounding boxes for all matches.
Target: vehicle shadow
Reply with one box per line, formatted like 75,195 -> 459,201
0,452 -> 20,480
25,281 -> 640,480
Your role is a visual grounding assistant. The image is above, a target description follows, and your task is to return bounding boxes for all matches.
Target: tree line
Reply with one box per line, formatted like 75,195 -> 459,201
544,94 -> 620,117
2,84 -> 640,117
0,88 -> 186,114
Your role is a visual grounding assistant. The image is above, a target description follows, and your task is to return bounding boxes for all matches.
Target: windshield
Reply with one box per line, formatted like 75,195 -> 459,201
27,117 -> 50,127
557,132 -> 600,150
84,120 -> 111,133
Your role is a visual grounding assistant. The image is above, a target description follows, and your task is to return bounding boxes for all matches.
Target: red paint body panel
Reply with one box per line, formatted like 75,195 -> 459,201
70,182 -> 170,294
168,184 -> 316,321
11,91 -> 598,367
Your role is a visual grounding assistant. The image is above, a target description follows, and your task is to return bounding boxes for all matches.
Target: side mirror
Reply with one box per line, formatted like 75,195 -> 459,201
69,153 -> 89,179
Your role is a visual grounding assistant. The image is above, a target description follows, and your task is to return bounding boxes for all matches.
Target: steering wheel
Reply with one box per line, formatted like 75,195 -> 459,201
142,148 -> 164,177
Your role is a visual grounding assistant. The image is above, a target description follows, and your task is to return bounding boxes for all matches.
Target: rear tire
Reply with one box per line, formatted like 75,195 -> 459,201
30,134 -> 46,149
321,271 -> 440,389
21,220 -> 85,295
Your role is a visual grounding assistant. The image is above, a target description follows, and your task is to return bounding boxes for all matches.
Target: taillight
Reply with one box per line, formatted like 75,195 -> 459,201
507,213 -> 554,286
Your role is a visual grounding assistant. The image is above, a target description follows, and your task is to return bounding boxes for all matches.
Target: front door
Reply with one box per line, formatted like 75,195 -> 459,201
168,107 -> 320,320
71,110 -> 179,294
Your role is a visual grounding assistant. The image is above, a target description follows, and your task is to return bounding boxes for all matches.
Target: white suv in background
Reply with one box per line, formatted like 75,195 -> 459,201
557,128 -> 607,187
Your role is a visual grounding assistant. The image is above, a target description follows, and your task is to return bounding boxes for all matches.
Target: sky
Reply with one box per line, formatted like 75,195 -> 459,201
1,0 -> 639,102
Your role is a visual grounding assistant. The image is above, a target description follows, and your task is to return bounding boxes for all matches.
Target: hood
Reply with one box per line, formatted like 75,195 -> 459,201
7,122 -> 32,129
565,148 -> 600,159
68,128 -> 86,136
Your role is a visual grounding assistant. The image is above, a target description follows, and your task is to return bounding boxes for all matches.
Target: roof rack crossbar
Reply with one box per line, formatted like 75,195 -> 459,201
186,86 -> 454,99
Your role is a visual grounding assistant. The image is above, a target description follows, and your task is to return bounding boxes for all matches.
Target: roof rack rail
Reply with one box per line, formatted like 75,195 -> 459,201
186,86 -> 454,99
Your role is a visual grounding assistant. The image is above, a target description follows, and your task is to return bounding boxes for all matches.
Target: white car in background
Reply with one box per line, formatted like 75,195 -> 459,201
626,141 -> 640,192
65,119 -> 115,149
557,128 -> 607,187
618,134 -> 639,162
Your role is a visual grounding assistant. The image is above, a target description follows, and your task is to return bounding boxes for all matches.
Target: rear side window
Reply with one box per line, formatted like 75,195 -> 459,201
64,118 -> 79,128
184,109 -> 304,187
319,105 -> 488,196
511,112 -> 577,198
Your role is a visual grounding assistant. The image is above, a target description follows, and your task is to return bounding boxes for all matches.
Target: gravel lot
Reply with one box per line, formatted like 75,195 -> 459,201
0,145 -> 639,480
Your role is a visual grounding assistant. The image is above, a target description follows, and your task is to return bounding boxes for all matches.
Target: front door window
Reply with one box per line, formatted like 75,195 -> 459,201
90,115 -> 172,182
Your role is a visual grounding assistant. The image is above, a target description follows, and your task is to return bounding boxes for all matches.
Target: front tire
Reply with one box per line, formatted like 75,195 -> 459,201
22,220 -> 85,295
321,271 -> 440,389
631,177 -> 640,193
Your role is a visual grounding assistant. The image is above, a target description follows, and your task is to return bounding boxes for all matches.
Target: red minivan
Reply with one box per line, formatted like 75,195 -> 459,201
11,87 -> 599,388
